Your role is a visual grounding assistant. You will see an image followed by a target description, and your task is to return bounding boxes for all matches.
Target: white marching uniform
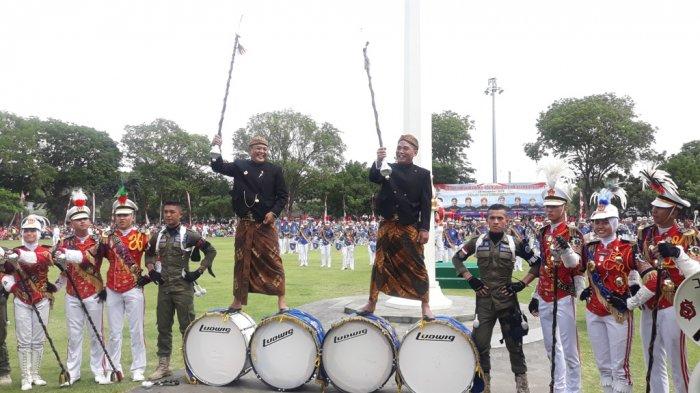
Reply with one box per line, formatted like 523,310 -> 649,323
640,307 -> 688,393
320,243 -> 332,268
368,243 -> 376,266
434,224 -> 446,262
298,243 -> 309,266
106,287 -> 146,377
65,293 -> 106,381
342,244 -> 355,270
536,294 -> 581,393
585,311 -> 633,393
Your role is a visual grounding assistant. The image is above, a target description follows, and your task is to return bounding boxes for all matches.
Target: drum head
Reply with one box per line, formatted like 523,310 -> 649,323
398,321 -> 476,393
250,318 -> 319,390
322,319 -> 396,393
674,271 -> 700,345
184,313 -> 255,386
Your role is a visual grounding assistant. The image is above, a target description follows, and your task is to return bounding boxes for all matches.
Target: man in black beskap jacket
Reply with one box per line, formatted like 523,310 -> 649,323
357,134 -> 435,320
210,134 -> 289,315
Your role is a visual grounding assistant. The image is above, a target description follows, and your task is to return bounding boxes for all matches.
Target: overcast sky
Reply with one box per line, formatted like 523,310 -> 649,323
1,0 -> 698,183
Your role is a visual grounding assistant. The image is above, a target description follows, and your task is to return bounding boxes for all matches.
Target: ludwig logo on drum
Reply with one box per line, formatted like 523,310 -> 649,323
415,332 -> 455,342
199,325 -> 231,334
333,328 -> 368,344
262,328 -> 294,347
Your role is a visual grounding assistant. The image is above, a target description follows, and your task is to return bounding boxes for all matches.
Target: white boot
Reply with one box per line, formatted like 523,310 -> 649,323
19,350 -> 32,390
31,349 -> 46,386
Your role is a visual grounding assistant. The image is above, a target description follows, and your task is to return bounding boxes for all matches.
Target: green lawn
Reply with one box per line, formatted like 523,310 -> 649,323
0,237 -> 697,392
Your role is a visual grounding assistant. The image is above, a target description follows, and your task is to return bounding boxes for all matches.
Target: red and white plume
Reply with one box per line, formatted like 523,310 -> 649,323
639,166 -> 677,196
71,188 -> 88,207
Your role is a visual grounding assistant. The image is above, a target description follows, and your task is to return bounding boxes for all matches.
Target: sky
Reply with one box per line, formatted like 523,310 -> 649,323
1,0 -> 698,184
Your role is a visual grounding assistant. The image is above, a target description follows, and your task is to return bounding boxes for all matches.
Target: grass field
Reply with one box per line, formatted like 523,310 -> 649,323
0,237 -> 697,392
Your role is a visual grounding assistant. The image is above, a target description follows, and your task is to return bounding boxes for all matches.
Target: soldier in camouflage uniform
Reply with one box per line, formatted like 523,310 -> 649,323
452,204 -> 541,393
145,201 -> 216,380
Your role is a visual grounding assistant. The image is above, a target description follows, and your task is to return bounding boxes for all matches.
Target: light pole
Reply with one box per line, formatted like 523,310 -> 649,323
484,77 -> 503,183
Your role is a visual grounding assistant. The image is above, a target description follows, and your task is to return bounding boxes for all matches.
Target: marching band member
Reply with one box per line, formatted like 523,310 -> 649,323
145,201 -> 216,380
211,134 -> 288,314
623,167 -> 699,393
297,221 -> 311,267
434,217 -> 445,262
319,221 -> 334,268
581,185 -> 645,393
103,188 -> 150,382
358,135 -> 434,320
55,190 -> 110,385
0,246 -> 11,386
368,220 -> 377,266
1,215 -> 54,390
528,163 -> 585,393
342,225 -> 356,270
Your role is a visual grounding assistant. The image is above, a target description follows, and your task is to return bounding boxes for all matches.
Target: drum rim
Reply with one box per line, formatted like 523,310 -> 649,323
321,316 -> 399,393
396,318 -> 481,392
248,313 -> 323,391
182,311 -> 255,386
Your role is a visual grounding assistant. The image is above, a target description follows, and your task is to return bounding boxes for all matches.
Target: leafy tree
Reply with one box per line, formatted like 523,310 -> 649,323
232,110 -> 345,214
432,111 -> 475,184
524,93 -> 656,215
122,119 -> 212,222
662,140 -> 700,215
0,112 -> 121,221
297,161 -> 376,218
0,188 -> 23,223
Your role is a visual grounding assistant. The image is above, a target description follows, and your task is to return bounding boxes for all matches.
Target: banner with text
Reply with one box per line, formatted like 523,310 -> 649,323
435,182 -> 547,219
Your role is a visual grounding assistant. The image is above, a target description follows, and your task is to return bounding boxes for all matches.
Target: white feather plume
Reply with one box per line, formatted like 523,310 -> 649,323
538,159 -> 570,189
590,180 -> 628,210
71,188 -> 88,204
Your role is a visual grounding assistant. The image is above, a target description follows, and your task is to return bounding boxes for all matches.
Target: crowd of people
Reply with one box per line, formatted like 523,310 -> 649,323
0,133 -> 698,393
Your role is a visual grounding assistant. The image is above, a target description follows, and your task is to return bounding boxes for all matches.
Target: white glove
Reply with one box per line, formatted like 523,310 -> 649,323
0,247 -> 5,259
626,285 -> 655,309
675,248 -> 700,277
573,275 -> 587,299
17,250 -> 37,264
560,247 -> 580,268
1,275 -> 16,292
63,249 -> 84,263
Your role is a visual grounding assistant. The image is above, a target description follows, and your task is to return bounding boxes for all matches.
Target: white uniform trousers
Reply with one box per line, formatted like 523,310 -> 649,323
435,243 -> 446,262
298,244 -> 309,266
368,246 -> 375,266
278,238 -> 286,254
65,293 -> 106,381
13,298 -> 49,351
585,311 -> 633,393
342,245 -> 355,270
106,287 -> 146,376
320,244 -> 332,267
538,295 -> 581,393
640,307 -> 690,393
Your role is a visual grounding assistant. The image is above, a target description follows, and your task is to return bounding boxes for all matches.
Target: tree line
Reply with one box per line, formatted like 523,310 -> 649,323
0,92 -> 698,224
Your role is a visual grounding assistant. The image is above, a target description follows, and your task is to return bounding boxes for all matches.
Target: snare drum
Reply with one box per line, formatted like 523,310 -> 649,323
322,314 -> 399,393
398,316 -> 483,393
249,309 -> 325,391
183,311 -> 256,386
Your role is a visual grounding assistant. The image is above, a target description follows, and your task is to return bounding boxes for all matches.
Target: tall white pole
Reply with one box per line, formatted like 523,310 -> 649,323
387,0 -> 452,309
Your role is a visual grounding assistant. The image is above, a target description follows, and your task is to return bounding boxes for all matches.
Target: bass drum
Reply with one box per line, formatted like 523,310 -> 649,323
398,316 -> 483,393
674,270 -> 700,345
249,309 -> 325,391
321,314 -> 399,393
183,311 -> 256,386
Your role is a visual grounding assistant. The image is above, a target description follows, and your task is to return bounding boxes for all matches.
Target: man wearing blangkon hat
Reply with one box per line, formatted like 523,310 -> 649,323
211,134 -> 289,314
357,134 -> 435,320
